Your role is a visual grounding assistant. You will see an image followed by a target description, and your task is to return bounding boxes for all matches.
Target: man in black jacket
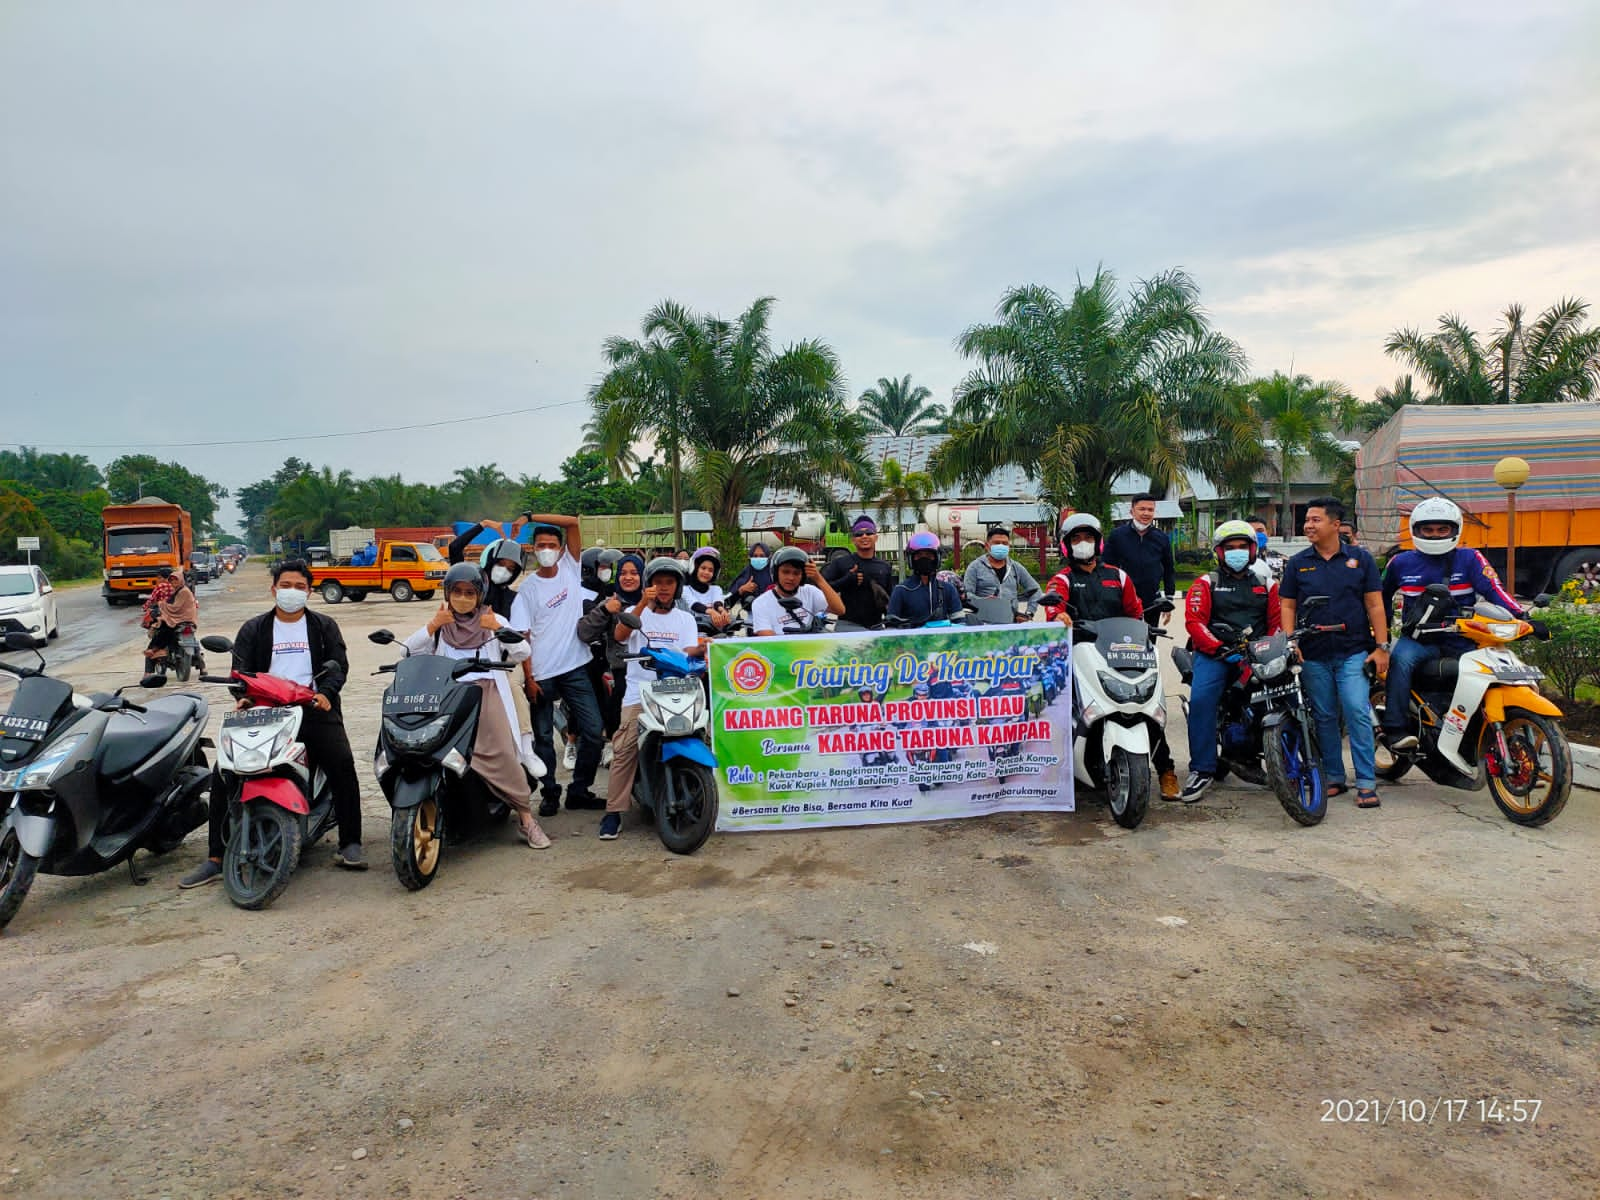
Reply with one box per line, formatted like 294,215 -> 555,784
822,515 -> 897,628
179,559 -> 367,886
1102,493 -> 1176,630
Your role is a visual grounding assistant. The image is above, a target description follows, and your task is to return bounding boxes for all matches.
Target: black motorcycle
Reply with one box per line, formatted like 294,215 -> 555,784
0,632 -> 211,931
369,627 -> 532,890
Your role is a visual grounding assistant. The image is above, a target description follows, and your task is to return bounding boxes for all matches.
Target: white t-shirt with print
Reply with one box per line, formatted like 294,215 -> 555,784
269,617 -> 315,686
623,606 -> 701,707
509,553 -> 591,682
750,584 -> 829,635
685,583 -> 725,611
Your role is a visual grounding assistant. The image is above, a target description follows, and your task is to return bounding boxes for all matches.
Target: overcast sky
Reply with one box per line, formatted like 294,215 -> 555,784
3,1 -> 1596,530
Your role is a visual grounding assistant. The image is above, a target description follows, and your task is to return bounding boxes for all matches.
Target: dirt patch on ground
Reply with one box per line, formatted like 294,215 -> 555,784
1559,698 -> 1600,747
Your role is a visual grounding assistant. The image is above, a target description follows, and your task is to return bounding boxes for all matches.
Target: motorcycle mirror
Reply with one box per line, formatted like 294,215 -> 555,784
3,631 -> 43,651
1039,592 -> 1063,607
139,673 -> 168,689
200,635 -> 233,653
778,596 -> 802,611
368,629 -> 396,645
1533,593 -> 1553,608
494,628 -> 524,644
1302,595 -> 1330,609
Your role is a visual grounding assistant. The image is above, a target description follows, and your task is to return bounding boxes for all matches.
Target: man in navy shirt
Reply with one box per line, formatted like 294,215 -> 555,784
1102,493 -> 1176,630
1278,497 -> 1392,809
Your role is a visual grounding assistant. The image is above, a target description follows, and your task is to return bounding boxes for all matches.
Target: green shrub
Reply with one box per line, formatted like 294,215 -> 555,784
1523,607 -> 1600,700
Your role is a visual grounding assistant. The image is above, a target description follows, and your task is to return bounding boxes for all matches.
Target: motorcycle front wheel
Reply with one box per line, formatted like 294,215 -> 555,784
1485,708 -> 1572,826
0,826 -> 41,931
223,802 -> 302,910
1264,719 -> 1326,826
1105,747 -> 1150,829
391,795 -> 443,890
657,761 -> 717,855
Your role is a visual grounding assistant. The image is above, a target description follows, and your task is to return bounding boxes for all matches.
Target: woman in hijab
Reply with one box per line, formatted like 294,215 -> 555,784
142,568 -> 199,667
577,552 -> 642,743
403,563 -> 551,849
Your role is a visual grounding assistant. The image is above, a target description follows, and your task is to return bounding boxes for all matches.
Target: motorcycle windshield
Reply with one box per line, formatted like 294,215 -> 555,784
1095,618 -> 1156,674
0,674 -> 74,761
384,656 -> 460,717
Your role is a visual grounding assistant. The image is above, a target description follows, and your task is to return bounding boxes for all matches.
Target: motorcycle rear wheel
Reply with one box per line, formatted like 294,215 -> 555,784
0,827 -> 41,931
1486,709 -> 1571,826
1264,720 -> 1326,826
391,796 -> 443,890
1106,748 -> 1150,829
657,762 -> 717,855
223,802 -> 302,910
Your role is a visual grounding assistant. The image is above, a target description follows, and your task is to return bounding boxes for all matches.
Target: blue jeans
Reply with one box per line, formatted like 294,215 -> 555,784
1300,652 -> 1376,790
1383,634 -> 1471,730
530,666 -> 605,799
1185,652 -> 1235,775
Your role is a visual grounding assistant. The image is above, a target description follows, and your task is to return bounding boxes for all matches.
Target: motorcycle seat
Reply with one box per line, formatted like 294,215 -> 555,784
1415,657 -> 1461,685
98,695 -> 205,778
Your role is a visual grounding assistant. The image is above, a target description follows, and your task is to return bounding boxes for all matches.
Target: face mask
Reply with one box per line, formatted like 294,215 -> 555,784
274,587 -> 308,614
749,556 -> 767,571
1070,541 -> 1096,561
449,594 -> 479,615
1223,549 -> 1251,572
911,555 -> 938,577
1256,532 -> 1269,550
535,548 -> 560,569
489,566 -> 513,585
1132,519 -> 1152,532
989,544 -> 1010,560
597,568 -> 613,583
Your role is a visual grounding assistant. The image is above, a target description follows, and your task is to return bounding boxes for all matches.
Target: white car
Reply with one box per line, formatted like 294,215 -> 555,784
0,565 -> 60,642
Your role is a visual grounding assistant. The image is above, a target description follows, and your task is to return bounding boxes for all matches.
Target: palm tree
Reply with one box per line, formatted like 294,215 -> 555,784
590,297 -> 870,552
857,376 -> 948,436
269,467 -> 359,542
1249,372 -> 1355,536
447,464 -> 522,517
871,457 -> 933,552
931,269 -> 1248,518
1385,299 -> 1600,405
579,414 -> 640,483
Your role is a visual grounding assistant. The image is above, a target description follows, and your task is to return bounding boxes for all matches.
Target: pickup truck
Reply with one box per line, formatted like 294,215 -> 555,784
313,541 -> 448,604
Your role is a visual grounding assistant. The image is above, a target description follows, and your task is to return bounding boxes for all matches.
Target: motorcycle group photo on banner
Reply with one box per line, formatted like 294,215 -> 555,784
708,624 -> 1076,832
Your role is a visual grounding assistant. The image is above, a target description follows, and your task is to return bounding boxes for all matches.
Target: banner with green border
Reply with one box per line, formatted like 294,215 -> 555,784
709,624 -> 1074,831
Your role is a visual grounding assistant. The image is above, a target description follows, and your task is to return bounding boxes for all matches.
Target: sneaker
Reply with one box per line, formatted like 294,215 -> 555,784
334,843 -> 369,871
538,792 -> 561,818
1158,768 -> 1181,802
598,813 -> 622,840
178,859 -> 222,888
565,790 -> 605,811
1176,772 -> 1214,804
1385,731 -> 1420,751
601,742 -> 614,767
562,741 -> 578,771
521,817 -> 552,849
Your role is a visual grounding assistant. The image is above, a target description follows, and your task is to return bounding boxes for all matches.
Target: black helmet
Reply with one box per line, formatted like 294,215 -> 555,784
771,546 -> 810,575
643,556 -> 687,600
443,562 -> 487,605
580,546 -> 605,573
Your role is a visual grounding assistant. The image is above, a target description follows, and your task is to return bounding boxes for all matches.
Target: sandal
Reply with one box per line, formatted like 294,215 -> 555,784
1355,788 -> 1381,809
521,817 -> 552,849
1326,784 -> 1348,799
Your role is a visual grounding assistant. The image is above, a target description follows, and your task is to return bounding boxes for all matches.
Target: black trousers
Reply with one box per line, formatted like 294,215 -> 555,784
207,707 -> 364,857
1142,606 -> 1176,773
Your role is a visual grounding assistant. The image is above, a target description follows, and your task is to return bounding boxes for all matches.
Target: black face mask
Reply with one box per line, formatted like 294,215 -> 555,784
911,554 -> 939,578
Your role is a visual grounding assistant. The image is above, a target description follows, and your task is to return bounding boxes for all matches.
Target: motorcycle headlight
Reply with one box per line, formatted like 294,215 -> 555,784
643,682 -> 706,735
1099,670 -> 1156,704
1255,654 -> 1289,680
0,734 -> 88,790
386,714 -> 453,752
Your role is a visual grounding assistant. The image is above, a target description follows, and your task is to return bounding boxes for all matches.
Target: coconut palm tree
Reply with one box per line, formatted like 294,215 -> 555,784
931,269 -> 1248,517
857,376 -> 948,436
590,297 -> 870,553
1249,372 -> 1355,536
269,467 -> 359,542
579,414 -> 640,483
871,457 -> 933,551
1385,299 -> 1600,405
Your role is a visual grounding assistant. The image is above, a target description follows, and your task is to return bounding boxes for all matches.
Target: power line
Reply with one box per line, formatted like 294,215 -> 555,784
1,398 -> 587,451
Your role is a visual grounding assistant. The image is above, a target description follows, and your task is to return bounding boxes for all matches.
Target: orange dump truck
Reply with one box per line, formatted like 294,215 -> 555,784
312,541 -> 448,605
1355,402 -> 1600,595
101,498 -> 193,606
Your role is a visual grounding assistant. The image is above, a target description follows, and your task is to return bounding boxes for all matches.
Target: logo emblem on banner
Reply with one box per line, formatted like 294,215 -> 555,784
725,650 -> 773,695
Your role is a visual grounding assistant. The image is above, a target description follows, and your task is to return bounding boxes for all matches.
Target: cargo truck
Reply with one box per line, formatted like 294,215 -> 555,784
101,498 -> 193,606
1355,402 -> 1600,595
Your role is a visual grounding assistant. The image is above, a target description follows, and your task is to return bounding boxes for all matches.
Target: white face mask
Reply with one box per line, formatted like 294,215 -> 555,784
274,587 -> 308,614
489,566 -> 513,585
1132,518 -> 1153,532
1070,541 -> 1096,561
535,548 -> 560,569
597,568 -> 613,583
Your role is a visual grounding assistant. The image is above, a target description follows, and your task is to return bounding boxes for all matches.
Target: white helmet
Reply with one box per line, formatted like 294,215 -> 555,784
1059,513 -> 1103,560
1409,497 -> 1462,556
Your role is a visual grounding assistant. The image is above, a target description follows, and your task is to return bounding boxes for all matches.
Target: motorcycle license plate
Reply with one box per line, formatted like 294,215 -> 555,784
225,706 -> 294,729
651,677 -> 700,695
1105,644 -> 1154,671
383,691 -> 445,715
0,714 -> 48,741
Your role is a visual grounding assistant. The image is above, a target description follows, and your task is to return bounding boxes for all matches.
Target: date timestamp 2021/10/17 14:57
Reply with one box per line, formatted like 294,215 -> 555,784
1320,1097 -> 1541,1125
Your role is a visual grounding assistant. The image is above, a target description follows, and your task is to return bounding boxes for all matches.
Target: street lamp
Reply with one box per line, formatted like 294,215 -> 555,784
1493,456 -> 1531,597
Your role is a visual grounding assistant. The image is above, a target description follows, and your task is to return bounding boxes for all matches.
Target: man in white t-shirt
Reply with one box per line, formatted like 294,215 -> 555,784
508,513 -> 606,816
598,558 -> 705,841
750,546 -> 845,635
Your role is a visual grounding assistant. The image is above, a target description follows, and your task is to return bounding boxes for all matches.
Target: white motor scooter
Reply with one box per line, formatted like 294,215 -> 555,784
1069,599 -> 1172,829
